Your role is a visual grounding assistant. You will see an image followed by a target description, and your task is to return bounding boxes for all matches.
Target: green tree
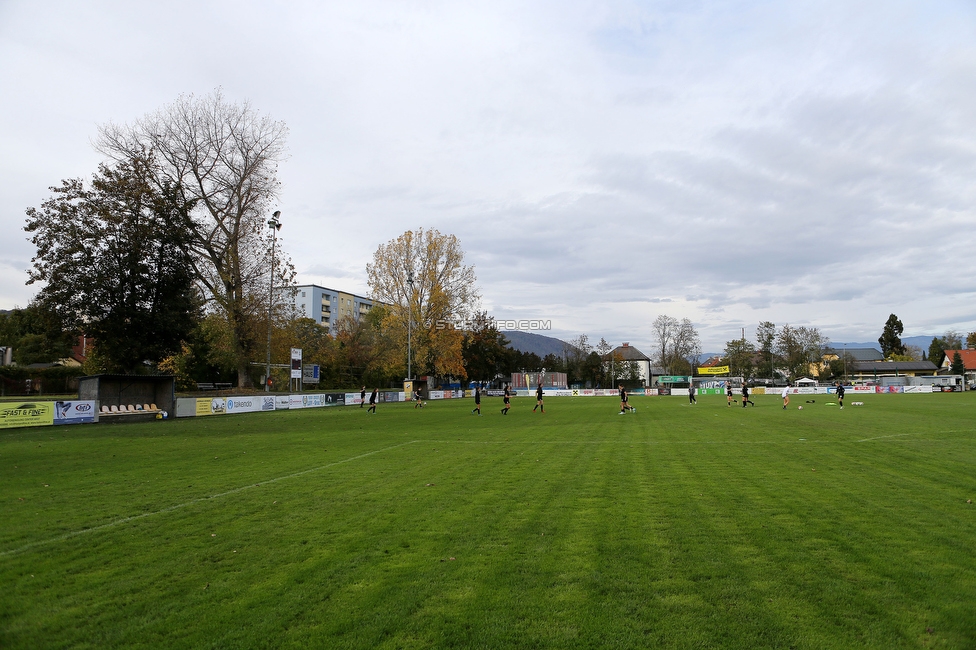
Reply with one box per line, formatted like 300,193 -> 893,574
335,307 -> 401,388
158,315 -> 239,390
929,330 -> 962,367
776,324 -> 829,382
724,338 -> 756,379
967,332 -> 976,350
756,321 -> 777,378
462,312 -> 513,385
878,314 -> 906,358
950,351 -> 965,376
25,156 -> 200,373
562,334 -> 592,386
0,303 -> 74,365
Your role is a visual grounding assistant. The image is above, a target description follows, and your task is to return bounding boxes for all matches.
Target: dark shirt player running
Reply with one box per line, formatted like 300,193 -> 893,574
618,385 -> 636,414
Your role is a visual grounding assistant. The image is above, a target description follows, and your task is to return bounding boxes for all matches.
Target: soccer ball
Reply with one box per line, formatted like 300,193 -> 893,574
798,406 -> 803,410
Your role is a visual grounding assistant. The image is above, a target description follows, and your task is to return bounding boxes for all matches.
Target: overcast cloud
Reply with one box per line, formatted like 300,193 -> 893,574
2,0 -> 975,353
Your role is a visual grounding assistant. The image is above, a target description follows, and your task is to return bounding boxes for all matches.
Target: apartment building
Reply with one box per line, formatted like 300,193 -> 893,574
290,284 -> 378,335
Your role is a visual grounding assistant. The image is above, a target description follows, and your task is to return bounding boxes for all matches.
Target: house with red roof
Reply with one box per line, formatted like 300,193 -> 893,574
939,349 -> 976,388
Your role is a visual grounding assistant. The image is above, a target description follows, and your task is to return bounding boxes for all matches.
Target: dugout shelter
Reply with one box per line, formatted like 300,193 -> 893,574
78,374 -> 176,415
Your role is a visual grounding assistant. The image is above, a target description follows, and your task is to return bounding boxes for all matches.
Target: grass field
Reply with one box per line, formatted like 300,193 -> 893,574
2,392 -> 975,649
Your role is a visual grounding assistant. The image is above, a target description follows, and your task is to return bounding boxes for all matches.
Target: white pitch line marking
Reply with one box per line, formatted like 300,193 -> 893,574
1,441 -> 418,558
857,433 -> 919,442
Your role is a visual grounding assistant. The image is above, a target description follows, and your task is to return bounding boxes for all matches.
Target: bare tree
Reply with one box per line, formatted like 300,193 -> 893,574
652,315 -> 679,374
652,315 -> 699,374
96,90 -> 292,387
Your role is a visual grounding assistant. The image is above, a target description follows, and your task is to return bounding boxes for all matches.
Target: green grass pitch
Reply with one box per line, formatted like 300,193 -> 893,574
2,393 -> 975,649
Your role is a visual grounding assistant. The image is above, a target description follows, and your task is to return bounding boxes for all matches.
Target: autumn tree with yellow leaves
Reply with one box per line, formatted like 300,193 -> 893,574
367,228 -> 479,381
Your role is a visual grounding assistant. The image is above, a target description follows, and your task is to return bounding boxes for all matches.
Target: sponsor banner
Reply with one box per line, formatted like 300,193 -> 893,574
515,390 -> 531,397
658,376 -> 690,383
54,400 -> 97,425
403,381 -> 413,401
581,389 -> 595,396
751,387 -> 766,395
786,387 -> 818,395
657,387 -> 671,396
903,385 -> 933,393
850,386 -> 875,393
274,395 -> 291,409
486,389 -> 506,397
302,394 -> 325,408
226,396 -> 274,414
553,389 -> 573,397
289,394 -> 305,409
646,388 -> 659,396
698,380 -> 727,389
196,398 -> 225,416
629,388 -> 646,396
429,390 -> 445,400
697,366 -> 730,375
322,392 -> 345,406
0,401 -> 55,429
699,388 -> 723,395
345,393 -> 362,406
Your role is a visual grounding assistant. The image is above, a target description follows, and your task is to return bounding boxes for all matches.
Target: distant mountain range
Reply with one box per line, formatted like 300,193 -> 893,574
830,336 -> 934,352
501,331 -> 569,358
501,331 -> 941,363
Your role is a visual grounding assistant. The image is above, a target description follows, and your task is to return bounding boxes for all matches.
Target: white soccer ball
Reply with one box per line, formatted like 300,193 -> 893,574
798,406 -> 803,410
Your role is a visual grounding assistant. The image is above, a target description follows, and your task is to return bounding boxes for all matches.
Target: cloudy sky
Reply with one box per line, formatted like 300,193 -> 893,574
2,0 -> 975,353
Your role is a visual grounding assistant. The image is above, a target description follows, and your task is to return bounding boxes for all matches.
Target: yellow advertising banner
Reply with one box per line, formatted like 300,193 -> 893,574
196,398 -> 226,416
0,401 -> 55,429
403,381 -> 413,401
697,365 -> 731,375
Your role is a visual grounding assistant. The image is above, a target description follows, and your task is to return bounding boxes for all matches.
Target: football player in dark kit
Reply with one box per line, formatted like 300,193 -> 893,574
618,385 -> 636,414
836,382 -> 845,409
472,385 -> 482,415
367,388 -> 377,413
533,383 -> 545,413
360,385 -> 366,408
501,384 -> 512,415
741,384 -> 755,407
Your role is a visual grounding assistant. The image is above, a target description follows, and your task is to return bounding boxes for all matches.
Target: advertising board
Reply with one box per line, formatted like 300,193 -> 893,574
0,402 -> 55,429
274,395 -> 291,409
226,396 -> 275,413
196,398 -> 226,416
322,392 -> 345,406
54,400 -> 97,425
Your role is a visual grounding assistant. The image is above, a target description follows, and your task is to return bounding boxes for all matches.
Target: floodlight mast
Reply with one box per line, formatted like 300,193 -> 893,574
407,269 -> 414,381
265,211 -> 282,392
